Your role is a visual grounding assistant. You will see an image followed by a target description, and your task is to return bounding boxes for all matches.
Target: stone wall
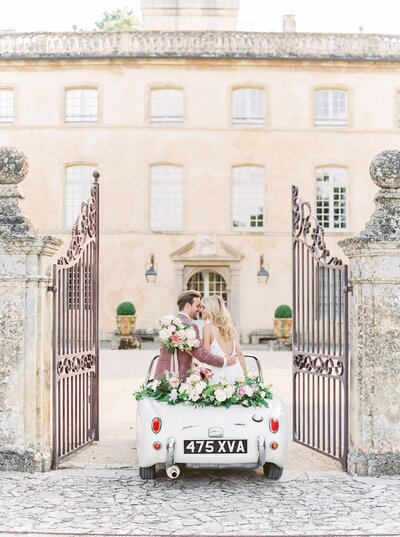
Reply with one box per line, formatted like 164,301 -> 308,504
0,147 -> 61,471
340,150 -> 400,476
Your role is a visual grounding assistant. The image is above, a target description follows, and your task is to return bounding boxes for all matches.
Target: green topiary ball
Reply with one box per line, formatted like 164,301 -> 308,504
116,301 -> 136,316
274,304 -> 292,319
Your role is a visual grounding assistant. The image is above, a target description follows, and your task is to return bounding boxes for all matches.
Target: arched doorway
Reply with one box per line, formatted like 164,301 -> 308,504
187,270 -> 228,305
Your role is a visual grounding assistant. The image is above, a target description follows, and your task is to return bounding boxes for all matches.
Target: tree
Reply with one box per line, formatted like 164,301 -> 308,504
94,7 -> 141,31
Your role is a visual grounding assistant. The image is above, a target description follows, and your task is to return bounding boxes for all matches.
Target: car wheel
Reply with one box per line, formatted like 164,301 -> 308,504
263,462 -> 283,480
139,465 -> 156,479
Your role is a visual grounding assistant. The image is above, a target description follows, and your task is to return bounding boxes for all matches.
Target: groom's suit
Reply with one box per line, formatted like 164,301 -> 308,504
154,313 -> 225,380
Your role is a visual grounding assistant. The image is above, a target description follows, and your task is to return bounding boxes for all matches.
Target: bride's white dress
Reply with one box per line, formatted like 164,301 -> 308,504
206,326 -> 244,384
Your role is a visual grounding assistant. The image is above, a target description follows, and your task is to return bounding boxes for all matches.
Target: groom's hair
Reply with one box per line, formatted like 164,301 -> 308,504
177,289 -> 201,311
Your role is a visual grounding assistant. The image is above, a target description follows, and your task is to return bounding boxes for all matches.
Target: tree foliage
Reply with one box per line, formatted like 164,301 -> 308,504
94,7 -> 140,31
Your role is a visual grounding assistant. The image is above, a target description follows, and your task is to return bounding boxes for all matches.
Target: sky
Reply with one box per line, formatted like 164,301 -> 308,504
2,0 -> 400,35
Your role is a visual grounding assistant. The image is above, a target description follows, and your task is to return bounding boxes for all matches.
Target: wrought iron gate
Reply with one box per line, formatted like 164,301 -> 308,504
51,172 -> 100,469
292,185 -> 349,469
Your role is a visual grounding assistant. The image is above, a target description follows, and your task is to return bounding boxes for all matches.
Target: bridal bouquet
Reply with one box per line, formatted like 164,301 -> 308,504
135,368 -> 273,409
159,314 -> 200,353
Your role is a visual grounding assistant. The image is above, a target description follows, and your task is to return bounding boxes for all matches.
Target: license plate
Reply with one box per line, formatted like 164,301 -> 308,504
183,439 -> 248,454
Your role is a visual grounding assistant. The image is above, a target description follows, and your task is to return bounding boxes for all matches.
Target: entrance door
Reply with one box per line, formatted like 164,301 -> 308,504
187,270 -> 228,304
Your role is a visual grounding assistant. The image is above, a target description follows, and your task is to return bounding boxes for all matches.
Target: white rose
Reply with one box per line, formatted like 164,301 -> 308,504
244,386 -> 254,397
150,380 -> 159,391
214,388 -> 227,402
174,317 -> 184,328
195,381 -> 207,394
161,314 -> 175,326
260,391 -> 266,398
235,375 -> 245,383
167,325 -> 176,334
188,373 -> 201,384
224,385 -> 235,398
159,329 -> 170,340
242,400 -> 250,407
177,329 -> 187,339
186,328 -> 196,339
179,383 -> 190,394
169,389 -> 178,402
190,392 -> 200,402
248,370 -> 259,380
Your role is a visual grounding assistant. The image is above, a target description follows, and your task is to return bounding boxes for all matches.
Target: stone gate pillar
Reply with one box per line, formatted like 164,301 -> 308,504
0,146 -> 61,471
339,150 -> 400,476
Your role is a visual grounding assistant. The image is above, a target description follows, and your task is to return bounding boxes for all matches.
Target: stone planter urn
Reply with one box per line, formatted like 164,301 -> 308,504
116,301 -> 137,336
273,305 -> 292,339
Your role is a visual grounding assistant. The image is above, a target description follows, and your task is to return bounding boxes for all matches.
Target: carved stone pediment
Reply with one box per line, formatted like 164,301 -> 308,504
170,235 -> 242,262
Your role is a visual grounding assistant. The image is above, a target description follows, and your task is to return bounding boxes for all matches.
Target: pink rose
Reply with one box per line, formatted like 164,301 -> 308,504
170,334 -> 180,345
237,387 -> 247,397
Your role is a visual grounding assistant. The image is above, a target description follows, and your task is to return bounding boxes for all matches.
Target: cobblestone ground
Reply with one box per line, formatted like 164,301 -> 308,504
1,350 -> 399,536
0,467 -> 400,536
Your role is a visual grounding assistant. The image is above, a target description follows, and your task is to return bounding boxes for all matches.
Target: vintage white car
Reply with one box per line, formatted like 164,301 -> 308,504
136,355 -> 287,480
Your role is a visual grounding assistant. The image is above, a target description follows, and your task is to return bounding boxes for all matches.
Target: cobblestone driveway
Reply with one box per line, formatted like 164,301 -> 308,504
1,467 -> 400,536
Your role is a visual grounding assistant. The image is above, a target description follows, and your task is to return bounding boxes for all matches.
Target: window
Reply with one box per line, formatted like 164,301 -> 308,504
150,165 -> 183,231
150,89 -> 184,123
232,166 -> 264,230
232,89 -> 265,125
316,167 -> 348,230
397,93 -> 400,128
187,271 -> 228,305
314,90 -> 348,126
0,89 -> 14,123
65,165 -> 96,229
65,88 -> 98,123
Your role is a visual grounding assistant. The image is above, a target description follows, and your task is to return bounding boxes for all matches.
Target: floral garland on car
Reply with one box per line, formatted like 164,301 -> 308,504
135,368 -> 273,409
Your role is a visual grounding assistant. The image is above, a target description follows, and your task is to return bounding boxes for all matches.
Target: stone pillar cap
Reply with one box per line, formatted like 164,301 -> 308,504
0,146 -> 29,184
370,149 -> 400,189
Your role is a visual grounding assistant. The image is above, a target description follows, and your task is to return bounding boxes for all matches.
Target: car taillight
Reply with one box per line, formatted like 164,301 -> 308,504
269,418 -> 279,433
153,441 -> 162,450
151,417 -> 162,433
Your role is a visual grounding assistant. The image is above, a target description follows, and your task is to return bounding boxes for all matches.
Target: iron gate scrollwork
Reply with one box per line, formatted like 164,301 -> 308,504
292,185 -> 349,470
51,172 -> 100,469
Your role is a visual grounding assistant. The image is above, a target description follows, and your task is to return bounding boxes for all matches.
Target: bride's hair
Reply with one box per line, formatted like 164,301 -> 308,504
202,295 -> 234,341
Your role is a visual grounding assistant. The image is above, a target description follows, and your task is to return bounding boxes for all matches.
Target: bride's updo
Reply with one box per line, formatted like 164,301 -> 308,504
202,295 -> 234,341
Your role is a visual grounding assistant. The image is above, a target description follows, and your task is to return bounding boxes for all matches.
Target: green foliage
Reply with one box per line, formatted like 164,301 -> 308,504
116,301 -> 136,316
274,304 -> 292,319
94,7 -> 140,31
135,369 -> 273,409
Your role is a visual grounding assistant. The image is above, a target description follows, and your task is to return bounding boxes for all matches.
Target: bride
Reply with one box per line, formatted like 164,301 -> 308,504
200,295 -> 247,383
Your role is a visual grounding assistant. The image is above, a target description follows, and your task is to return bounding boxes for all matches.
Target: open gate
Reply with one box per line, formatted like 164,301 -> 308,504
292,185 -> 349,469
51,172 -> 100,469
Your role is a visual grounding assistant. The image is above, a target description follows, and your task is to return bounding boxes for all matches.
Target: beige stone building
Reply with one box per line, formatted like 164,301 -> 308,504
1,0 -> 399,341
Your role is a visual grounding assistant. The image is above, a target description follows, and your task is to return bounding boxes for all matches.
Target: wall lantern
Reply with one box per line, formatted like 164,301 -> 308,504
257,254 -> 269,284
145,253 -> 157,283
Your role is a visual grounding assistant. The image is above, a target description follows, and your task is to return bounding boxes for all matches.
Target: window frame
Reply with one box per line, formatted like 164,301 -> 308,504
314,88 -> 349,127
231,165 -> 265,232
231,87 -> 266,126
64,86 -> 99,124
315,166 -> 349,232
149,87 -> 185,125
0,87 -> 15,125
64,163 -> 97,230
149,164 -> 184,232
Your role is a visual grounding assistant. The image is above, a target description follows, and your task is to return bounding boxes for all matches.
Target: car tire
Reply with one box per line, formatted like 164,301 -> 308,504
139,465 -> 156,479
263,462 -> 283,480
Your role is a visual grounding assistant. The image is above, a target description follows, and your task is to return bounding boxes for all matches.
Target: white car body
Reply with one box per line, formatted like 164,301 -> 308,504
136,355 -> 288,479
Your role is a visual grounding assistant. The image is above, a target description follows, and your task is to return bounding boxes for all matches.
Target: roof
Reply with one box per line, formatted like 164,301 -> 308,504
1,30 -> 400,62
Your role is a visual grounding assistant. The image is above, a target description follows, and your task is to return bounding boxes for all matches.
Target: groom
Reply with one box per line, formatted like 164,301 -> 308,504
154,289 -> 237,380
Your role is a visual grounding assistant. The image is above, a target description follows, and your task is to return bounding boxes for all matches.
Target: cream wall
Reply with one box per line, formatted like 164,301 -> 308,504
1,56 -> 399,339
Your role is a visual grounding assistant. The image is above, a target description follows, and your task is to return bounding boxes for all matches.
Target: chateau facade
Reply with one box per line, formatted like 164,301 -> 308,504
1,3 -> 400,340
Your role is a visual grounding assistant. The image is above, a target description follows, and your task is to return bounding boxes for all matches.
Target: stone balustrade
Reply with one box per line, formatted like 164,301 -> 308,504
1,30 -> 400,60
